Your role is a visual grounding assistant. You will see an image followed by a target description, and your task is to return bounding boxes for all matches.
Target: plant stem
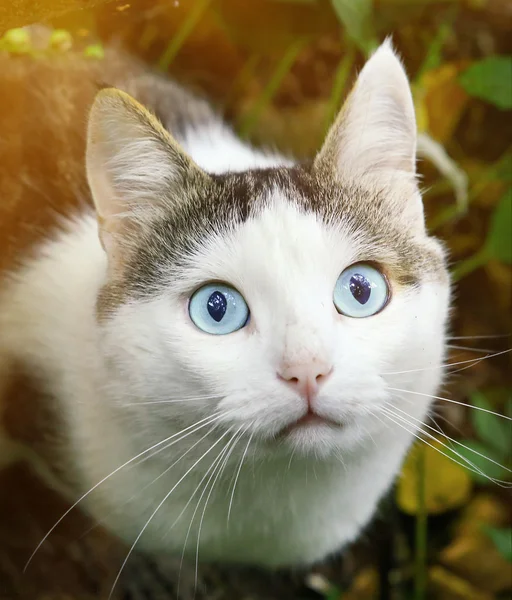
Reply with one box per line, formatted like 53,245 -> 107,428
451,247 -> 489,282
158,0 -> 212,71
238,37 -> 307,139
323,48 -> 355,135
415,444 -> 427,600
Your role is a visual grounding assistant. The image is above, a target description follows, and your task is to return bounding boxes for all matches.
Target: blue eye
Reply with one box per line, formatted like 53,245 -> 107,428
189,283 -> 249,335
334,264 -> 389,318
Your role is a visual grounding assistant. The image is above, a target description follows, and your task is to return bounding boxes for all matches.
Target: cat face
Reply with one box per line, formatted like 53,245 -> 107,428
87,40 -> 450,460
97,179 -> 448,460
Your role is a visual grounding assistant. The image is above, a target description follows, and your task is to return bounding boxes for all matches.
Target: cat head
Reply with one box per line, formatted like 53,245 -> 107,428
86,40 -> 450,459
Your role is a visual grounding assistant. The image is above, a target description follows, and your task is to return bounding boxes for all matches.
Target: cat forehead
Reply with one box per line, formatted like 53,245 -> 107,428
98,167 -> 446,316
176,193 -> 357,291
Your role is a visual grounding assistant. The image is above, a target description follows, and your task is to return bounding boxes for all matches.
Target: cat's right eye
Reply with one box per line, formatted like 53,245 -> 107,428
188,283 -> 249,335
334,263 -> 389,318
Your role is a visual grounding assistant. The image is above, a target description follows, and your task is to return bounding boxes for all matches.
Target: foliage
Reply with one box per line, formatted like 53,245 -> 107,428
330,0 -> 376,54
487,189 -> 512,264
459,56 -> 512,111
484,526 -> 512,562
446,391 -> 511,485
397,440 -> 473,515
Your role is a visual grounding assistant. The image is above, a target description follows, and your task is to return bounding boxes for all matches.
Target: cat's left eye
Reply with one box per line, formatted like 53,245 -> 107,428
334,263 -> 389,318
189,283 -> 249,335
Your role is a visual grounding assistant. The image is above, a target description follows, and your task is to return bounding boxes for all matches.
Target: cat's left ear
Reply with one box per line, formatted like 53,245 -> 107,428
314,39 -> 418,186
86,88 -> 210,272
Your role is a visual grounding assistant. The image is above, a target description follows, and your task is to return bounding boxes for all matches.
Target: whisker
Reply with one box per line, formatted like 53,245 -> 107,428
108,428 -> 234,599
387,402 -> 511,474
76,421 -> 222,542
443,355 -> 509,377
381,348 -> 511,376
122,394 -> 224,406
448,334 -> 511,340
24,409 -> 233,572
228,431 -> 254,523
378,406 -> 511,487
127,412 -> 227,469
134,421 -> 228,493
167,430 -> 239,545
287,445 -> 298,472
447,344 -> 497,353
175,429 -> 243,598
387,387 -> 512,421
194,427 -> 246,588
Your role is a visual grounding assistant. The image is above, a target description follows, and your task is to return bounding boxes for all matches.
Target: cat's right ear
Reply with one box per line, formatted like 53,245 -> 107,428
86,88 -> 209,271
314,39 -> 417,184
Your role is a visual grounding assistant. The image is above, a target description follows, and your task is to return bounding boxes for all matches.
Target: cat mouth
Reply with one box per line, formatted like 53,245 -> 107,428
277,412 -> 343,437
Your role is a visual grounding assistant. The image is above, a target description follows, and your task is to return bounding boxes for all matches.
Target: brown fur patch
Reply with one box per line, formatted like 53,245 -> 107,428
0,49 -> 214,278
0,48 -> 217,466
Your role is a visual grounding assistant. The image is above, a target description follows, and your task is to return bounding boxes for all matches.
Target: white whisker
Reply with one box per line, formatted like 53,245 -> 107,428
447,344 -> 496,353
387,402 -> 511,474
108,428 -> 234,599
175,429 -> 243,598
448,334 -> 511,340
122,394 -> 224,406
228,431 -> 254,523
387,386 -> 512,421
378,406 -> 511,487
76,422 -> 221,542
381,348 -> 511,376
194,427 -> 246,587
24,409 -> 235,572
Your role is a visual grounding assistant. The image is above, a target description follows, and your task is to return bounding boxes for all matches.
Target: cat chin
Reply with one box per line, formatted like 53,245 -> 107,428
262,419 -> 365,458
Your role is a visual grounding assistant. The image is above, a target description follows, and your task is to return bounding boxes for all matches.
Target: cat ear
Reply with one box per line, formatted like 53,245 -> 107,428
314,39 -> 417,184
86,88 -> 209,269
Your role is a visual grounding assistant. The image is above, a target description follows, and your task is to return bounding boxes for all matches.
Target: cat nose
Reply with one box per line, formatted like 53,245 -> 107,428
278,361 -> 333,402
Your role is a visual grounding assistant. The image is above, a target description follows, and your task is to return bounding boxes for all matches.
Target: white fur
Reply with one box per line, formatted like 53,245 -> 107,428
0,42 -> 450,567
180,122 -> 293,173
0,200 -> 449,566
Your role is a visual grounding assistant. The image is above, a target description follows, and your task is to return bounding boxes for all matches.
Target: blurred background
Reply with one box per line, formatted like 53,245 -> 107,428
0,1 -> 510,599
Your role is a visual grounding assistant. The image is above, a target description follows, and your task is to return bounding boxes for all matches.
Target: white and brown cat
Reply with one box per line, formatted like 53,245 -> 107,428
0,39 -> 450,572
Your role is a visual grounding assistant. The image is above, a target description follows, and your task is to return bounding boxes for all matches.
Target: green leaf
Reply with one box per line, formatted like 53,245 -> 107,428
483,526 -> 512,562
486,188 -> 512,263
470,391 -> 511,457
448,440 -> 510,485
326,587 -> 343,600
459,55 -> 512,110
330,0 -> 377,55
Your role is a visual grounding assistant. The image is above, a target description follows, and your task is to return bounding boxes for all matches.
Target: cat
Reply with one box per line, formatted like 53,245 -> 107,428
0,38 -> 450,571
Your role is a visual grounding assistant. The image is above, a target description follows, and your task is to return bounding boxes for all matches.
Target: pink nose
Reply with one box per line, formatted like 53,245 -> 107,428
278,361 -> 333,403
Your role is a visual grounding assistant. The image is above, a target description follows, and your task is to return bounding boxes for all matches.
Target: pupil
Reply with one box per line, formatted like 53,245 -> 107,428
207,291 -> 227,322
349,274 -> 371,305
